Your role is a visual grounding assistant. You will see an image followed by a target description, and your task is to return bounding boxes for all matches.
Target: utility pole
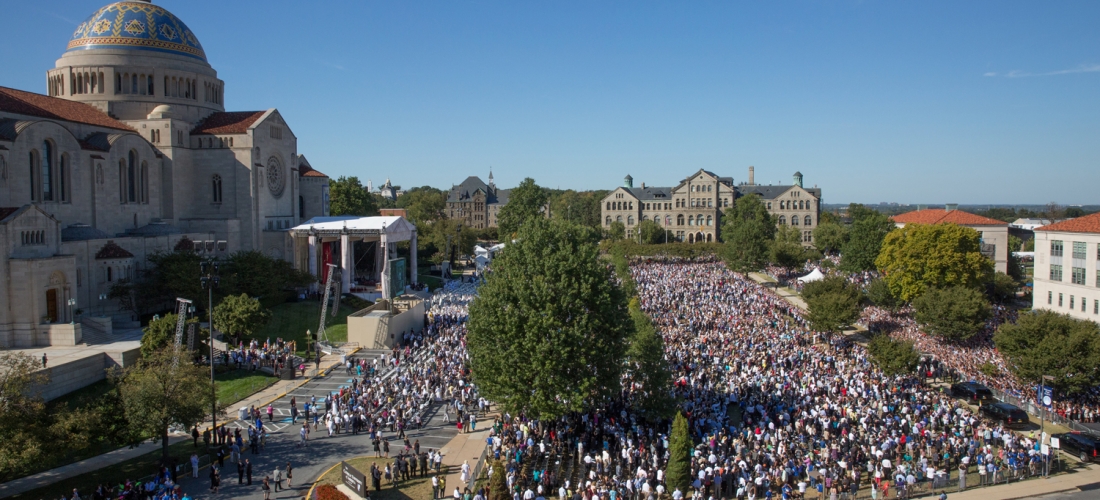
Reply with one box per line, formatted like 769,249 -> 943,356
200,260 -> 220,436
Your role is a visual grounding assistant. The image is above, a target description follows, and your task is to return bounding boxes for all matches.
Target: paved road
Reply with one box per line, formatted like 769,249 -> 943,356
173,349 -> 460,499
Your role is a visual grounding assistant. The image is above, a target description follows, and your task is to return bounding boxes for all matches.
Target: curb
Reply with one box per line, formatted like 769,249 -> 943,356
305,462 -> 343,500
208,347 -> 361,433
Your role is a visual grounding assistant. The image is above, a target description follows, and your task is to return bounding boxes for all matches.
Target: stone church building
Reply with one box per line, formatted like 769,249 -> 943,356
0,0 -> 329,347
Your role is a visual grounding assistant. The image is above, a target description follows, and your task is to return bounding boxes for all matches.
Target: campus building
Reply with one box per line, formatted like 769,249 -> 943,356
1032,212 -> 1100,324
445,171 -> 510,230
600,166 -> 822,244
0,0 -> 329,347
891,206 -> 1010,274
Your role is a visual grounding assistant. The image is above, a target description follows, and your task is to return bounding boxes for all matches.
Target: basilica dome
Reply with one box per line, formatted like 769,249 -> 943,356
66,1 -> 206,62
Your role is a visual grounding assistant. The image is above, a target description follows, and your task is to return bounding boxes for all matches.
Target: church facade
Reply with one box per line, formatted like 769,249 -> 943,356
0,0 -> 329,347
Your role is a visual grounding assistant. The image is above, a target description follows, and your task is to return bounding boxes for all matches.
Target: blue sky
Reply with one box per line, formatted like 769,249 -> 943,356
4,1 -> 1098,204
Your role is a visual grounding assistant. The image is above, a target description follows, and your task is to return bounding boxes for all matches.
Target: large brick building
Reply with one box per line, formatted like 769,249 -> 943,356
601,167 -> 822,244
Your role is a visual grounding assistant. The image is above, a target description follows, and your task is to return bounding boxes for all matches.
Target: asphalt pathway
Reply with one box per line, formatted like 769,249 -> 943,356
172,350 -> 462,499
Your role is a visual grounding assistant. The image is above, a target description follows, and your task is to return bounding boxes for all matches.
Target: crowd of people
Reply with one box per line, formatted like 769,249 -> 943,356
471,259 -> 1052,500
860,304 -> 1100,423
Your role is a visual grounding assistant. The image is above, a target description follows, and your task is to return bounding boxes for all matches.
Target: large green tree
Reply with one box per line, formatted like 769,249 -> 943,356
813,221 -> 849,254
607,221 -> 626,241
212,293 -> 271,341
550,189 -> 607,231
864,278 -> 900,311
665,412 -> 693,494
467,219 -> 631,418
994,310 -> 1100,395
840,204 -> 895,273
117,347 -> 218,459
328,176 -> 377,216
637,219 -> 674,244
912,286 -> 991,341
496,177 -> 549,237
0,352 -> 48,479
805,278 -> 862,333
721,194 -> 777,273
770,225 -> 808,271
396,186 -> 447,226
875,223 -> 994,301
867,334 -> 921,377
222,251 -> 314,307
626,300 -> 675,422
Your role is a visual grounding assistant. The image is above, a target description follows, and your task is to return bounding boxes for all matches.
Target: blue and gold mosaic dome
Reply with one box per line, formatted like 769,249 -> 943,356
66,1 -> 207,62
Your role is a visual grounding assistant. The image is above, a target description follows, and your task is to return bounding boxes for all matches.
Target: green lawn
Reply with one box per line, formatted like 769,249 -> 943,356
315,456 -> 447,500
8,440 -> 209,500
215,369 -> 276,405
252,300 -> 360,357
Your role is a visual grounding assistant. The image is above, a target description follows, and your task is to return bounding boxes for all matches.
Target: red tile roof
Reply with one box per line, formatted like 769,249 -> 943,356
1036,212 -> 1100,234
0,207 -> 21,222
191,111 -> 266,135
95,241 -> 134,259
891,209 -> 1007,226
299,163 -> 328,178
0,86 -> 133,131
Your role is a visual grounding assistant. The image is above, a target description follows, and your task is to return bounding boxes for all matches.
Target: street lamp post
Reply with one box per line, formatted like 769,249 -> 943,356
67,297 -> 77,324
200,260 -> 220,437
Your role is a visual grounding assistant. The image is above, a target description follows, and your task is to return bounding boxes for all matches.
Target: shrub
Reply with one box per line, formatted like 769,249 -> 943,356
315,484 -> 350,500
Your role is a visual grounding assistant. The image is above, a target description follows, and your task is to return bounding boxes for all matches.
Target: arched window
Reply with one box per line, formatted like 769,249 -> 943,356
677,214 -> 684,225
107,267 -> 113,282
29,150 -> 39,201
688,216 -> 694,226
299,195 -> 305,217
606,202 -> 611,210
131,74 -> 138,94
59,154 -> 70,202
804,215 -> 812,226
605,216 -> 612,226
127,151 -> 137,203
778,215 -> 786,225
140,161 -> 148,202
41,141 -> 53,201
99,72 -> 105,93
212,174 -> 223,203
706,215 -> 712,226
118,160 -> 126,203
627,215 -> 634,225
164,76 -> 169,96
791,215 -> 799,226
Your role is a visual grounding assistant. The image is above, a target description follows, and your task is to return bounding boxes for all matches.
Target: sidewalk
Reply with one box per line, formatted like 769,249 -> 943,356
748,272 -> 808,310
438,414 -> 495,495
946,463 -> 1100,500
0,350 -> 354,498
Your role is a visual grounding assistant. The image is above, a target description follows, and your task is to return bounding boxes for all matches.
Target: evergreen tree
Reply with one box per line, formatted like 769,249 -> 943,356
665,412 -> 693,494
626,300 -> 676,422
487,460 -> 508,500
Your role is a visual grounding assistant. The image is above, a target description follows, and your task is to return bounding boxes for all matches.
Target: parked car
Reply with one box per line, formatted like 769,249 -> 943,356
1052,432 -> 1100,462
951,381 -> 993,402
979,402 -> 1030,428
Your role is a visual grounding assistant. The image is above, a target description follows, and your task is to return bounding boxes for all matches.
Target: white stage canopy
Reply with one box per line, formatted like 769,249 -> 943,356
289,216 -> 417,300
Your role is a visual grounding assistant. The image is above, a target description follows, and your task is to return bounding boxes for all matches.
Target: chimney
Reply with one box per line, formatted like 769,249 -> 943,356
641,182 -> 645,189
945,203 -> 958,212
748,166 -> 755,185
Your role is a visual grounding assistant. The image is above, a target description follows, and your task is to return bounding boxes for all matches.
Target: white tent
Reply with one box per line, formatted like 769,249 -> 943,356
474,245 -> 490,258
797,268 -> 825,284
